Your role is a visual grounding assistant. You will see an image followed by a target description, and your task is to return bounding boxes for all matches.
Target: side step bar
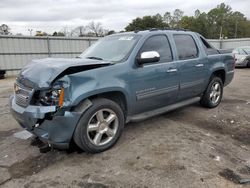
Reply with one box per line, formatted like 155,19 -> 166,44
127,97 -> 200,123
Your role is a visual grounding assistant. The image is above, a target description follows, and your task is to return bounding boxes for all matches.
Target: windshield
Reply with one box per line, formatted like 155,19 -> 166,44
80,34 -> 141,62
242,48 -> 250,55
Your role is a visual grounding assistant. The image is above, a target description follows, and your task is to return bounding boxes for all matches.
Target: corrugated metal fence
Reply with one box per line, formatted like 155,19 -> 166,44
0,35 -> 250,76
0,35 -> 98,76
208,38 -> 250,49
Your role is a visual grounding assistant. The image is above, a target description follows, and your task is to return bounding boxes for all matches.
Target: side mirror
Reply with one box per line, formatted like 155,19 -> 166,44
137,51 -> 160,65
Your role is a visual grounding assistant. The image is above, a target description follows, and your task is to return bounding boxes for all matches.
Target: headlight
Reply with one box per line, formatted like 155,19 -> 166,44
40,88 -> 64,107
240,57 -> 246,61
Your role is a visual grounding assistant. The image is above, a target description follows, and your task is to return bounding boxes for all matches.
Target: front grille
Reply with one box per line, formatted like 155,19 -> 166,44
14,83 -> 34,107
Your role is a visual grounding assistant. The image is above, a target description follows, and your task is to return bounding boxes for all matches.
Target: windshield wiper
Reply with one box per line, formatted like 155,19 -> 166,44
86,56 -> 103,60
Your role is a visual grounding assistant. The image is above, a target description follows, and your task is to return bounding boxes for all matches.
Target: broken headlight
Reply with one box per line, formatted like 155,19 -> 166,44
40,88 -> 64,107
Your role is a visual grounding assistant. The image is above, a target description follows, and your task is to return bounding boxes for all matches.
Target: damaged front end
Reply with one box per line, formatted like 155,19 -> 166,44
10,78 -> 85,149
10,58 -> 110,149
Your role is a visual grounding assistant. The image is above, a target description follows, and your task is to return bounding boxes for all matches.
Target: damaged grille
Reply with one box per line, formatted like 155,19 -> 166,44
14,83 -> 34,107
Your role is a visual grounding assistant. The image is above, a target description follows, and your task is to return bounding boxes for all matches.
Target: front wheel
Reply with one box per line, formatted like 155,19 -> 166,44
73,98 -> 124,153
200,77 -> 223,108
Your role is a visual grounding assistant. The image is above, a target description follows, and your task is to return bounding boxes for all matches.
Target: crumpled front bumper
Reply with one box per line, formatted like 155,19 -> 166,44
9,95 -> 82,149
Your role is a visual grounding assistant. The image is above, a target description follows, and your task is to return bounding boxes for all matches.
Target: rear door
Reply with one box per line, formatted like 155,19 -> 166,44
173,34 -> 207,100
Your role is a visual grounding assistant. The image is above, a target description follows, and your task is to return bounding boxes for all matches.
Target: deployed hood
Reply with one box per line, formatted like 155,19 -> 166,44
17,58 -> 112,89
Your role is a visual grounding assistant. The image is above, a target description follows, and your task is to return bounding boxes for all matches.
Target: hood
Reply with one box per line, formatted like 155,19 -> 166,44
17,58 -> 112,89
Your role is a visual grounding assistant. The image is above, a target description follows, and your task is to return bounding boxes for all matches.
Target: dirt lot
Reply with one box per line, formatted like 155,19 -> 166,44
0,69 -> 250,188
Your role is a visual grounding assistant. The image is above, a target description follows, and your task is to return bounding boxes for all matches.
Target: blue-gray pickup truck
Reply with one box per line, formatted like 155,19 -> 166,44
10,29 -> 235,153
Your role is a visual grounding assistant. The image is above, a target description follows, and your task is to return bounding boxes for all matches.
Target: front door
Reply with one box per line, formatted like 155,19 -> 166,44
129,35 -> 179,115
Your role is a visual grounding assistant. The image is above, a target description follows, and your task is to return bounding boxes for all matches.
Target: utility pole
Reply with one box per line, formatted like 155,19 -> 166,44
219,26 -> 223,39
79,26 -> 83,37
28,29 -> 33,36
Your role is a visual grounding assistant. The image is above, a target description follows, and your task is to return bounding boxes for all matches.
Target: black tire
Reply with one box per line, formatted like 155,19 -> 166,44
247,60 -> 250,68
200,76 -> 223,108
73,98 -> 124,153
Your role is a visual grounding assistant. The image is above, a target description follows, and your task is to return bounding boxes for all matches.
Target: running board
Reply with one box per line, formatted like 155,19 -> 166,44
127,97 -> 200,123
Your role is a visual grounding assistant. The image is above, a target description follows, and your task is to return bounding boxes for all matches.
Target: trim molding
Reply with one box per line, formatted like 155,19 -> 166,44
136,85 -> 178,100
180,79 -> 204,89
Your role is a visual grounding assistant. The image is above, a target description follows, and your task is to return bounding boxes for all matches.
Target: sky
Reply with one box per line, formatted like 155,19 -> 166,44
0,0 -> 249,35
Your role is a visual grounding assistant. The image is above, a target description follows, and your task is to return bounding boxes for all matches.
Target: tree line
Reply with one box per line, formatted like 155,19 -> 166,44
0,21 -> 114,37
1,3 -> 249,39
125,3 -> 250,39
34,21 -> 115,37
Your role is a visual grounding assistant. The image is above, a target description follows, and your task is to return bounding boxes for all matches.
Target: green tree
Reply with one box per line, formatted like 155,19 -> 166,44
52,31 -> 65,36
125,3 -> 250,38
206,3 -> 232,38
107,30 -> 115,35
179,3 -> 250,38
227,11 -> 248,38
57,32 -> 65,36
125,14 -> 168,31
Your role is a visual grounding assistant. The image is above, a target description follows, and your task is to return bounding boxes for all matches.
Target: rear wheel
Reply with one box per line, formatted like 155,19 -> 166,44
73,98 -> 124,153
200,77 -> 223,108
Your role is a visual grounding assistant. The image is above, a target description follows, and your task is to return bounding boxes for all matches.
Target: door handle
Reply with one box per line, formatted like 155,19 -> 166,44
166,68 -> 178,73
195,63 -> 204,67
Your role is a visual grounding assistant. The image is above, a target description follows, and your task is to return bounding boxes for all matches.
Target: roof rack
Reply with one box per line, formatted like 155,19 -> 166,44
149,28 -> 159,31
134,28 -> 190,33
148,28 -> 189,32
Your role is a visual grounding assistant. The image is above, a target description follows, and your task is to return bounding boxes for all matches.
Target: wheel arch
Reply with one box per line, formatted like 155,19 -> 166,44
73,90 -> 129,119
211,69 -> 226,84
88,91 -> 128,118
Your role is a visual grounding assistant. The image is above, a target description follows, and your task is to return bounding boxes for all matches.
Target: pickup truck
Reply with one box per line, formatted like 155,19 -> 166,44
10,29 -> 235,153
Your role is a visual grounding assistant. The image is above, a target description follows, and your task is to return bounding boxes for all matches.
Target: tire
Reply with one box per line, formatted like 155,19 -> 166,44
247,60 -> 250,68
73,98 -> 124,153
200,76 -> 223,108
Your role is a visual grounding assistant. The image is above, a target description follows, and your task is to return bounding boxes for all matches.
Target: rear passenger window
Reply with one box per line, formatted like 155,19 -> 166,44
140,35 -> 172,63
200,37 -> 212,49
173,35 -> 198,60
200,36 -> 219,55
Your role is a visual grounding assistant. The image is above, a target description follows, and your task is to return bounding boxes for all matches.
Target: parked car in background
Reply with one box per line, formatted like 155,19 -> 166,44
232,46 -> 250,67
10,29 -> 235,153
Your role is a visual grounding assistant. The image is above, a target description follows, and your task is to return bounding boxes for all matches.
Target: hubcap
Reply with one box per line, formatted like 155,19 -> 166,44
209,82 -> 221,104
87,109 -> 118,146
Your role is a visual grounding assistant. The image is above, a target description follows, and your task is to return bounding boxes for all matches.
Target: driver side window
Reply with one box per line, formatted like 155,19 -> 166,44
139,35 -> 173,63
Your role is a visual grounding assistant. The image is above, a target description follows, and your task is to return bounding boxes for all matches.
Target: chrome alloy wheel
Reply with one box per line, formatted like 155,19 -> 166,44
87,108 -> 119,146
209,82 -> 221,104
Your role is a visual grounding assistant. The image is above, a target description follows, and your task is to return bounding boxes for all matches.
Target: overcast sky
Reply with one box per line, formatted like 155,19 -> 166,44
0,0 -> 249,35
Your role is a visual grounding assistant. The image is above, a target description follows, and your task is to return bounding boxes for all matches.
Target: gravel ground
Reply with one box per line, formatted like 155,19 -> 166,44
0,69 -> 249,188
